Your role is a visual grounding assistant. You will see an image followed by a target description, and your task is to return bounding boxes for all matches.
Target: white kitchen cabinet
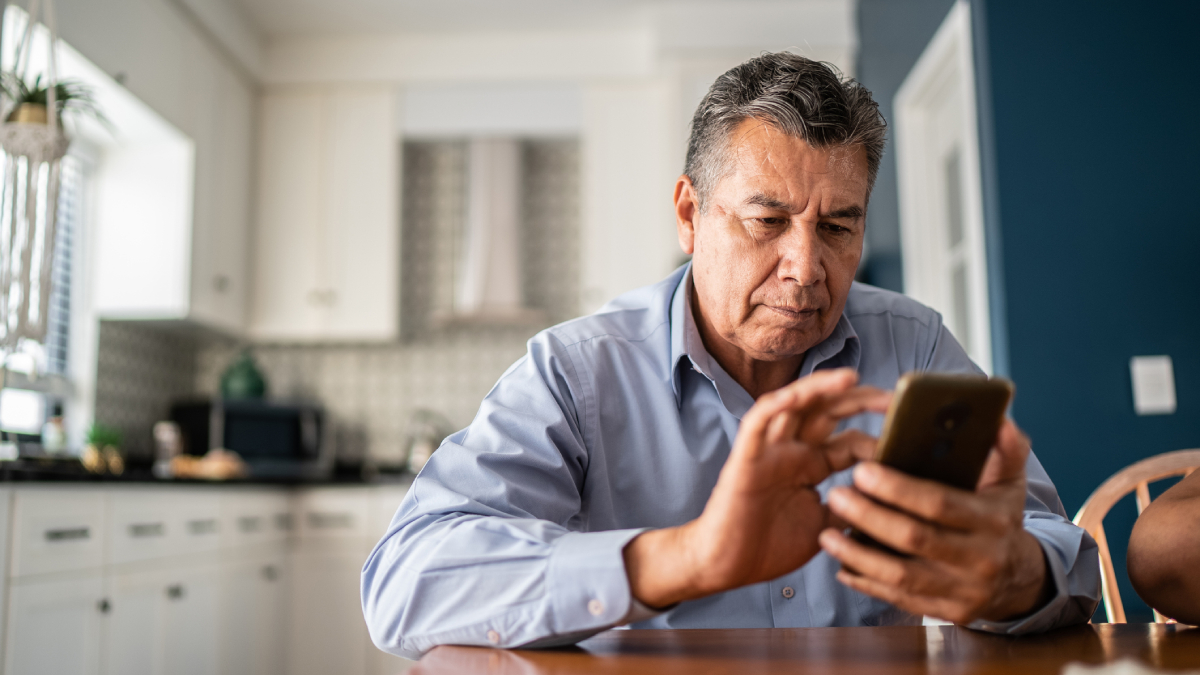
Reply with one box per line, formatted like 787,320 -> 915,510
251,85 -> 399,342
2,484 -> 409,675
86,8 -> 254,335
103,567 -> 170,675
102,562 -> 222,675
0,488 -> 9,669
5,575 -> 106,675
162,563 -> 222,675
222,551 -> 287,675
185,61 -> 254,334
289,549 -> 370,675
288,487 -> 372,675
11,488 -> 106,578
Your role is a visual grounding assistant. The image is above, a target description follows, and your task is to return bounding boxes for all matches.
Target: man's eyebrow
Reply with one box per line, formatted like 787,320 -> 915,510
824,205 -> 865,219
744,193 -> 791,210
744,193 -> 865,219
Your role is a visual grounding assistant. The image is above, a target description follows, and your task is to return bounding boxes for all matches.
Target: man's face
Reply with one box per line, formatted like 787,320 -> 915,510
677,119 -> 868,364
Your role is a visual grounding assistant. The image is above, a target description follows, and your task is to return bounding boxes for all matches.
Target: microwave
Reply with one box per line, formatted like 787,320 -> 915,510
169,399 -> 330,479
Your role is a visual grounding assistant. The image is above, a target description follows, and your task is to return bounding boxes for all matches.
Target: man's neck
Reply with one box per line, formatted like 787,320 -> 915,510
689,285 -> 805,400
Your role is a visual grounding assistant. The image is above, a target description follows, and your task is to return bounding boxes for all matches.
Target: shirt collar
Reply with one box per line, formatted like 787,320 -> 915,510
669,266 -> 863,417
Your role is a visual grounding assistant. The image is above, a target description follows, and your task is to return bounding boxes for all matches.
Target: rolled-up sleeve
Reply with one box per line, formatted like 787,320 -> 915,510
361,333 -> 643,659
925,321 -> 1102,633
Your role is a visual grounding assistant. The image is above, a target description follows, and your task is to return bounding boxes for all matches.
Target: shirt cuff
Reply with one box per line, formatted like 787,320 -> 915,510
621,597 -> 665,625
966,533 -> 1071,635
546,528 -> 650,636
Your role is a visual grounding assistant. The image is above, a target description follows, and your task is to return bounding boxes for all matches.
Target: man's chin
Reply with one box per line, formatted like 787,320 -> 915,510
737,330 -> 826,362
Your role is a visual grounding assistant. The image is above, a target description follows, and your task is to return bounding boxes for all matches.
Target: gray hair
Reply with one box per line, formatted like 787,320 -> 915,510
685,52 -> 887,210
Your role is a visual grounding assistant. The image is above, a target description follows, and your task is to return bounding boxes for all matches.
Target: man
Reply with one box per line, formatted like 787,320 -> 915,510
362,53 -> 1100,659
1128,470 -> 1200,624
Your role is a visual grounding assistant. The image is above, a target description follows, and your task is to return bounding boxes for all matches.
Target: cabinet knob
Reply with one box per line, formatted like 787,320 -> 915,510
166,584 -> 185,600
213,274 -> 230,293
262,565 -> 279,582
97,598 -> 111,614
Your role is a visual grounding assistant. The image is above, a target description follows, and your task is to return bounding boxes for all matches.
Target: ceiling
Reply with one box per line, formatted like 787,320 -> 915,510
228,0 -> 849,39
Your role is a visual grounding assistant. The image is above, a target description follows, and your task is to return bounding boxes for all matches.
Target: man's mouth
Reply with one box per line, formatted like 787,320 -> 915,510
764,305 -> 820,320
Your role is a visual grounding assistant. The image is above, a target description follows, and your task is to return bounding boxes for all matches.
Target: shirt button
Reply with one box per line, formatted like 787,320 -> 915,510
588,599 -> 605,616
782,586 -> 795,599
486,630 -> 500,644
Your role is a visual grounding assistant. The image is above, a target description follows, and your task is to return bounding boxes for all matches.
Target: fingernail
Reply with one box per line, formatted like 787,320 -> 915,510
854,463 -> 879,488
828,487 -> 848,509
818,529 -> 839,550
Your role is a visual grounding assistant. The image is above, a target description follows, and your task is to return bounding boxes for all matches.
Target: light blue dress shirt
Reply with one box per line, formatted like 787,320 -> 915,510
362,265 -> 1101,659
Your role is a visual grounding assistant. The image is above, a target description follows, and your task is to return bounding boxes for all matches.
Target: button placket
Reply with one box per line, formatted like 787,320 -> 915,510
770,575 -> 812,627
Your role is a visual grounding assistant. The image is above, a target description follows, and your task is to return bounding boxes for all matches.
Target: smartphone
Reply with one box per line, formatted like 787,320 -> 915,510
846,371 -> 1015,553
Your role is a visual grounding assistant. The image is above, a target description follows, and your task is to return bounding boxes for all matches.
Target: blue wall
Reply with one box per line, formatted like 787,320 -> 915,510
976,0 -> 1200,621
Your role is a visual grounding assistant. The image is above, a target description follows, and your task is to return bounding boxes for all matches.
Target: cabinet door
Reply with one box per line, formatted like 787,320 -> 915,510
5,575 -> 105,675
162,564 -> 222,675
188,63 -> 253,333
250,85 -> 398,342
288,551 -> 368,675
222,552 -> 287,675
11,488 -> 105,577
103,568 -> 169,675
319,85 -> 398,341
251,88 -> 325,340
0,488 -> 10,668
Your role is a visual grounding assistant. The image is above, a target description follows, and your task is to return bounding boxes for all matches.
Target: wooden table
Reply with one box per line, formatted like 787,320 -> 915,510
414,624 -> 1200,674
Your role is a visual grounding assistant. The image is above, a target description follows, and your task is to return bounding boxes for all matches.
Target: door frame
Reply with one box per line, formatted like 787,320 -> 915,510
894,0 -> 993,372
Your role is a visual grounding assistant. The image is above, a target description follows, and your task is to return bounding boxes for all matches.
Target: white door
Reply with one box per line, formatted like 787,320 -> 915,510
5,575 -> 105,675
188,64 -> 253,333
894,0 -> 993,371
250,85 -> 398,342
162,564 -> 222,675
319,86 -> 399,341
221,553 -> 288,675
251,88 -> 326,340
288,551 -> 369,675
0,488 -> 10,668
103,568 -> 170,675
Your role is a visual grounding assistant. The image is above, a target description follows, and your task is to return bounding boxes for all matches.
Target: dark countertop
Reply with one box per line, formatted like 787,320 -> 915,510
0,458 -> 414,487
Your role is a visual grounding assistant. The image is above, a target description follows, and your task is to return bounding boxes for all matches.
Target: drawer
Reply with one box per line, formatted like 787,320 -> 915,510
11,488 -> 106,577
172,489 -> 223,557
294,488 -> 370,541
221,490 -> 292,549
107,488 -> 179,565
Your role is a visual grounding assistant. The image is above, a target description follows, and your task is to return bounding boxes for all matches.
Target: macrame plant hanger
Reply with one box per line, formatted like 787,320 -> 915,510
0,0 -> 69,365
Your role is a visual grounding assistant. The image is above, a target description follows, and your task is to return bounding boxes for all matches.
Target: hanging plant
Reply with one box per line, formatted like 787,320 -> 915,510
1,72 -> 104,126
0,0 -> 98,359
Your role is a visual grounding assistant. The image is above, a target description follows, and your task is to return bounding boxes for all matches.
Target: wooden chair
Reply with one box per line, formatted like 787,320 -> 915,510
1072,448 -> 1200,623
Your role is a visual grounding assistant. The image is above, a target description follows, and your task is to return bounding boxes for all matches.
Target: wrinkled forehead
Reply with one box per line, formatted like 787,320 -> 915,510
721,119 -> 870,196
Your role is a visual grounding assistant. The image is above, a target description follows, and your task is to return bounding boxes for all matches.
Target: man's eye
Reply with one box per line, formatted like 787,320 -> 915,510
756,217 -> 788,227
822,222 -> 852,235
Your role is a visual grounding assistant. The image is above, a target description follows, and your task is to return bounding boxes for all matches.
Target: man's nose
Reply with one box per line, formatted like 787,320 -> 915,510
776,224 -> 826,287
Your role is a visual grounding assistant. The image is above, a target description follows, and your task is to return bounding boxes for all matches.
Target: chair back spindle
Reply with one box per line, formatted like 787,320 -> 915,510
1072,449 -> 1200,624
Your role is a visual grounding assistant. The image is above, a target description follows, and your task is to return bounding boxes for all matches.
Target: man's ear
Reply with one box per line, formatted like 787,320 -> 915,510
674,175 -> 698,255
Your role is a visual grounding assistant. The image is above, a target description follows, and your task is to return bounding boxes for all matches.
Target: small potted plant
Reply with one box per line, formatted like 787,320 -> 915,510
82,423 -> 123,475
1,72 -> 103,126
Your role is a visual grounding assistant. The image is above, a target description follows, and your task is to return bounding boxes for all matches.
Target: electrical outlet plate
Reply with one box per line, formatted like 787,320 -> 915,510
1130,355 -> 1176,416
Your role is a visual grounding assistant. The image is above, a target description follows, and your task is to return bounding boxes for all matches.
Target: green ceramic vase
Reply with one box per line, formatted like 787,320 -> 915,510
220,350 -> 267,399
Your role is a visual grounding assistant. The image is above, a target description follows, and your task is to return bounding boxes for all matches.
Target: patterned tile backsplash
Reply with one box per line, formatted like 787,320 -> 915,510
94,138 -> 580,467
94,321 -> 199,461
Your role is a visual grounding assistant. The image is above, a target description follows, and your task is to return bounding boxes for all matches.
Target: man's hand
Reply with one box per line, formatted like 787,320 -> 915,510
818,419 -> 1053,624
623,368 -> 890,608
